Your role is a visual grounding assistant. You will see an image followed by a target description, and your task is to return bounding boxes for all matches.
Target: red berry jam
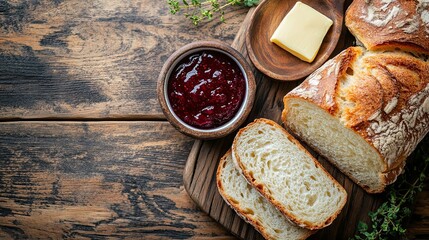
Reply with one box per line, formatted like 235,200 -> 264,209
167,50 -> 246,129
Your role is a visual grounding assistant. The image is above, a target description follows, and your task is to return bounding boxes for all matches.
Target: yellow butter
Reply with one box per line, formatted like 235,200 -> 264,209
270,1 -> 333,63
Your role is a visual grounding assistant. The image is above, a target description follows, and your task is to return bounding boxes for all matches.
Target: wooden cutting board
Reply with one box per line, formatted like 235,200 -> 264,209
183,3 -> 384,239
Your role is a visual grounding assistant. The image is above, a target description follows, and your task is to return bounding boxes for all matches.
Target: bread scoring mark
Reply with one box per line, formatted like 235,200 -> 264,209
368,110 -> 381,121
309,75 -> 321,86
361,0 -> 400,27
383,96 -> 398,114
423,96 -> 429,112
326,59 -> 338,76
290,58 -> 338,99
325,94 -> 334,106
422,10 -> 429,33
360,0 -> 429,35
368,83 -> 429,169
396,15 -> 420,34
380,0 -> 395,11
421,10 -> 429,24
418,0 -> 429,34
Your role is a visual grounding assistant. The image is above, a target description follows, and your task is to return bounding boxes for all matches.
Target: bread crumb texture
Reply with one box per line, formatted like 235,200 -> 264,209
233,119 -> 347,229
284,46 -> 429,192
217,151 -> 313,240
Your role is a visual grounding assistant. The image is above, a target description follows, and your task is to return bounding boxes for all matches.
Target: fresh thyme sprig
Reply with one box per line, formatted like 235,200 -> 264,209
351,135 -> 429,240
167,0 -> 259,25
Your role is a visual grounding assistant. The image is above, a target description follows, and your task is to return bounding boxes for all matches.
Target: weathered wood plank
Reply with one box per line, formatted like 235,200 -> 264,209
407,177 -> 429,240
0,121 -> 236,239
0,0 -> 248,120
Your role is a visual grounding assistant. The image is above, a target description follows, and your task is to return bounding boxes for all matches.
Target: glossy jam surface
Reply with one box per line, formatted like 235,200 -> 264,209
167,50 -> 246,129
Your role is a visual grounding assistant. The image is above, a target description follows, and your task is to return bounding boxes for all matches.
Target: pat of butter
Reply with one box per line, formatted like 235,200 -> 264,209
270,2 -> 333,63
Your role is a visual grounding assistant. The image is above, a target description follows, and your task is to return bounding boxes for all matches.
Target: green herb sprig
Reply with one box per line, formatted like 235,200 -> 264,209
167,0 -> 259,25
351,135 -> 429,240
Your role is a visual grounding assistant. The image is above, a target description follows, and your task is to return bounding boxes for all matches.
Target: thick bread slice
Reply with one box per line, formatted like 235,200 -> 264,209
216,150 -> 313,240
232,118 -> 347,230
282,46 -> 429,193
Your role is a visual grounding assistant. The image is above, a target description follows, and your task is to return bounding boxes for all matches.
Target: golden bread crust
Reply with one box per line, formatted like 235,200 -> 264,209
216,150 -> 275,240
283,47 -> 429,193
232,118 -> 347,230
216,150 -> 314,240
346,0 -> 429,54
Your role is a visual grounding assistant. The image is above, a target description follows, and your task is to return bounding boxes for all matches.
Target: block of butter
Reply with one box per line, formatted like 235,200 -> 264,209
270,2 -> 333,63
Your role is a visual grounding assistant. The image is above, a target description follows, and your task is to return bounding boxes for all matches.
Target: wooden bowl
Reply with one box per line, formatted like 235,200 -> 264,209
157,41 -> 256,140
246,0 -> 345,81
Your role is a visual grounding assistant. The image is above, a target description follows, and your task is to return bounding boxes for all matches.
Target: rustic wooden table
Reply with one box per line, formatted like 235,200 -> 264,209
0,1 -> 428,239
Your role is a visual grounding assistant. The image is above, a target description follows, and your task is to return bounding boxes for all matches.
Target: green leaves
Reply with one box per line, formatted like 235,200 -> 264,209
243,0 -> 259,7
167,0 -> 260,25
351,135 -> 429,240
168,0 -> 180,14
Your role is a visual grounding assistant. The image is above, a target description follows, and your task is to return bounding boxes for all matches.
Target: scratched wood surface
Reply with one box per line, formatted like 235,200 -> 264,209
0,0 -> 248,239
183,2 -> 429,240
0,0 -> 428,240
0,0 -> 247,120
0,121 -> 239,239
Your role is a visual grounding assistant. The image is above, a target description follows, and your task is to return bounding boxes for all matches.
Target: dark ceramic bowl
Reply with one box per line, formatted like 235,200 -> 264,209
157,41 -> 256,139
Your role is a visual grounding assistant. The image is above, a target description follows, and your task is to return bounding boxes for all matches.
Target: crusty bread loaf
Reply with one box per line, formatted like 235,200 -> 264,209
216,150 -> 313,240
232,118 -> 347,230
282,46 -> 429,193
345,0 -> 429,54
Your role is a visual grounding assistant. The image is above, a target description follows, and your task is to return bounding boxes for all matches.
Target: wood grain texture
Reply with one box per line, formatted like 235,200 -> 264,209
0,0 -> 247,120
1,1 -> 428,240
246,0 -> 345,80
0,121 -> 238,239
183,2 -> 429,240
408,177 -> 429,240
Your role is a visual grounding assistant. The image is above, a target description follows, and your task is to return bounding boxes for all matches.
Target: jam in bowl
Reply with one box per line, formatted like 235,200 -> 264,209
168,50 -> 246,129
158,41 -> 256,139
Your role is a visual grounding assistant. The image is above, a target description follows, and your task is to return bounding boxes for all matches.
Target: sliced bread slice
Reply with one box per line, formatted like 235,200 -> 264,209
232,118 -> 347,230
217,150 -> 313,240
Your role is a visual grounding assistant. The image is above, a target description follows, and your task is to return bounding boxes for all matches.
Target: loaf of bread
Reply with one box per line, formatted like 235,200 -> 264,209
345,0 -> 429,54
216,150 -> 313,240
282,46 -> 429,193
232,118 -> 347,230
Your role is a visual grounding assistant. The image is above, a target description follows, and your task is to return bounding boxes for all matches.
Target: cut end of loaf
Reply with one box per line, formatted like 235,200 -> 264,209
283,46 -> 429,193
283,97 -> 386,193
232,118 -> 347,230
